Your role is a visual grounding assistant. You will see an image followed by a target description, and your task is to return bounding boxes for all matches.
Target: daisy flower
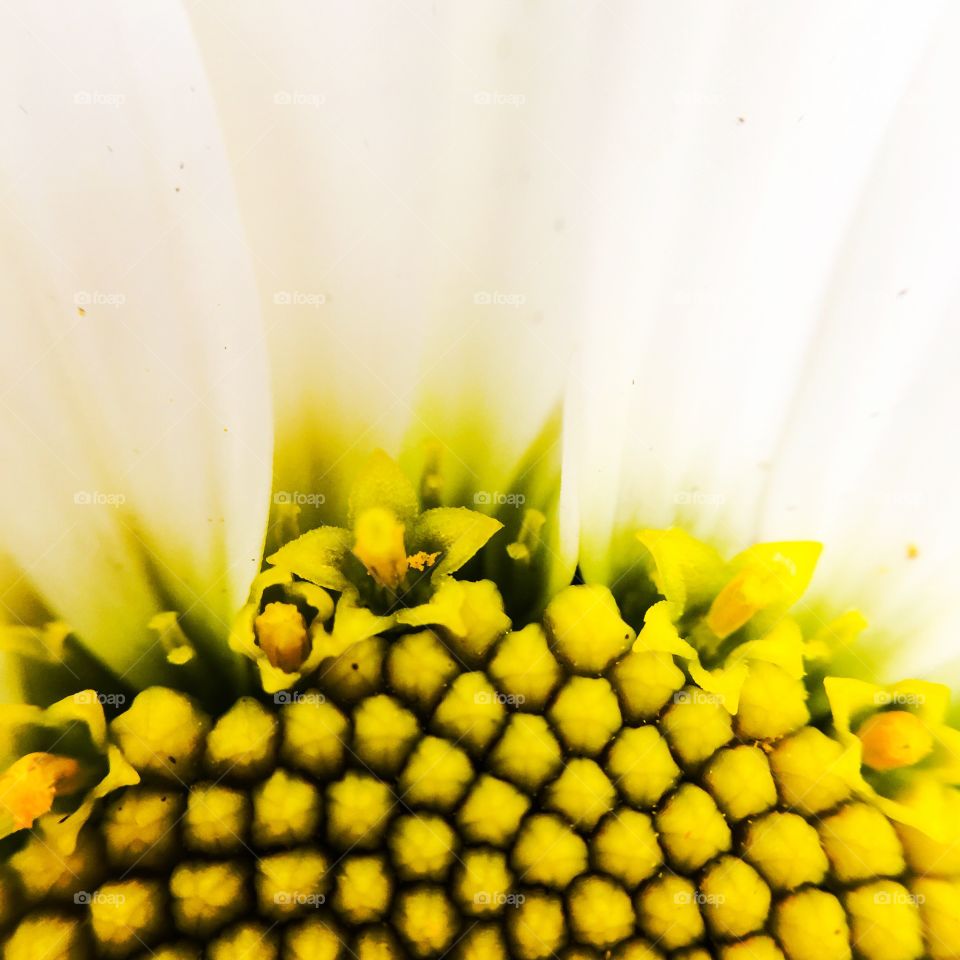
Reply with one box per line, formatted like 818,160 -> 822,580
0,4 -> 958,959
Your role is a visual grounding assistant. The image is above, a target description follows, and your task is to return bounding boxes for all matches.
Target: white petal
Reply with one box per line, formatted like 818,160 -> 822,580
190,0 -> 619,588
759,6 -> 960,679
0,3 -> 272,684
566,0 -> 945,582
186,1 -> 605,581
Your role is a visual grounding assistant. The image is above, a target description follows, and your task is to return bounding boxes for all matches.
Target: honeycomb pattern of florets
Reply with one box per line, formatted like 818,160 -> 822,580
2,598 -> 959,960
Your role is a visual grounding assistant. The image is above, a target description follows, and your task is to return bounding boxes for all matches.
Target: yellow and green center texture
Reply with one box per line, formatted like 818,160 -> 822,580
1,455 -> 959,960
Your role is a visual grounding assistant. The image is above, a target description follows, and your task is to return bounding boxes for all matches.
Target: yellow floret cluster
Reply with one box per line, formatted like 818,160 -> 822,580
1,581 -> 959,960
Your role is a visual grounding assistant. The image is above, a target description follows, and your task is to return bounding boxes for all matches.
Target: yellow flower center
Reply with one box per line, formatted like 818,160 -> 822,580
857,710 -> 935,771
352,507 -> 410,589
253,601 -> 309,673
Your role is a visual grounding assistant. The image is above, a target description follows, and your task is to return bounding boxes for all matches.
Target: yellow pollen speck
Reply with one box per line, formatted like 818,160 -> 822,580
254,601 -> 310,673
857,710 -> 934,771
0,752 -> 82,830
907,543 -> 919,558
352,506 -> 409,589
407,550 -> 440,572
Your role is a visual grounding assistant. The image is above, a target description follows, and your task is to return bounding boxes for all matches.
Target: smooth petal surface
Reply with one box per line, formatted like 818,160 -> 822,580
185,1 -> 593,589
565,4 -> 949,590
0,3 -> 273,688
758,5 -> 960,678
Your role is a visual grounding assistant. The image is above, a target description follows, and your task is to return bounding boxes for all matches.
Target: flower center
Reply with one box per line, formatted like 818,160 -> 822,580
0,581 -> 956,960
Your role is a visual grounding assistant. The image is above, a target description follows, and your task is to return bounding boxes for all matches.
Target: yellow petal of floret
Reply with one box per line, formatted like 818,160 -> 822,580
3,913 -> 86,960
454,848 -> 515,916
326,772 -> 393,848
735,662 -> 810,741
567,875 -> 636,947
284,917 -> 343,960
703,745 -> 778,821
612,650 -> 686,722
544,758 -> 617,830
487,624 -> 562,710
432,672 -> 506,752
489,715 -> 562,792
769,726 -> 853,815
101,787 -> 183,869
845,880 -> 924,960
252,768 -> 322,847
352,694 -> 420,775
591,809 -> 663,888
548,677 -> 622,755
913,878 -> 960,960
543,584 -> 635,673
511,814 -> 588,888
655,783 -> 732,872
110,687 -> 210,782
742,811 -> 829,891
279,693 -> 348,778
720,936 -> 786,960
817,802 -> 906,883
333,855 -> 393,923
699,856 -> 771,940
636,874 -> 705,950
660,689 -> 734,768
457,775 -> 531,847
606,726 -> 680,808
393,887 -> 458,957
204,696 -> 279,780
775,889 -> 851,960
458,923 -> 509,960
183,783 -> 248,854
508,892 -> 566,960
256,848 -> 328,919
169,862 -> 248,936
398,736 -> 473,810
386,629 -> 460,710
389,814 -> 458,881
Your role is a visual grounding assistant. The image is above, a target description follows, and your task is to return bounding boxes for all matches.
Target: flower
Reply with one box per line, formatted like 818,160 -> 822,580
1,4 -> 960,960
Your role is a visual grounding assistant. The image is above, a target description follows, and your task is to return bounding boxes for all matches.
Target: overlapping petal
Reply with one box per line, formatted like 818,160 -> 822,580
0,2 -> 273,691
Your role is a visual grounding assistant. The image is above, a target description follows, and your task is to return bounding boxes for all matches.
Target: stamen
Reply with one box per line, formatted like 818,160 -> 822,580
0,752 -> 82,831
857,710 -> 935,771
254,601 -> 310,673
352,506 -> 409,588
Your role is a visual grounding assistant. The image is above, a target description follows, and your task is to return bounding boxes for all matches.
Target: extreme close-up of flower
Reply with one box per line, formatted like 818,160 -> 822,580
2,2 -> 960,959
